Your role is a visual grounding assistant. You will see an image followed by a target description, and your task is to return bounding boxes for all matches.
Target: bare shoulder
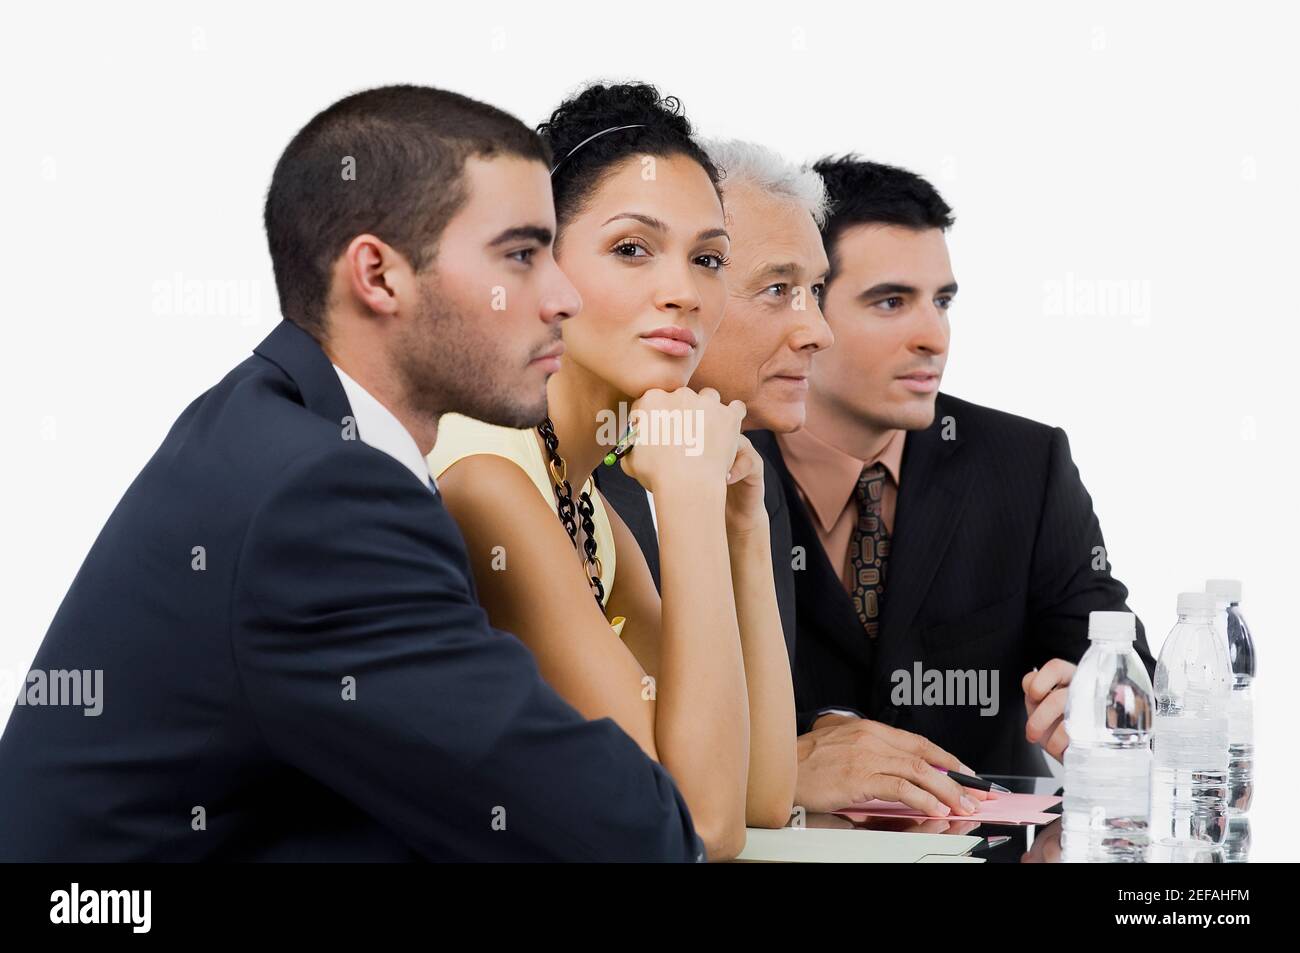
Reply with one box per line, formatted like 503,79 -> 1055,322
434,453 -> 578,571
438,453 -> 607,618
436,452 -> 540,518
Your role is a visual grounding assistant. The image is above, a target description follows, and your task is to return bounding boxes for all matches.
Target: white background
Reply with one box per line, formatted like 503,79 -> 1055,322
2,1 -> 1295,860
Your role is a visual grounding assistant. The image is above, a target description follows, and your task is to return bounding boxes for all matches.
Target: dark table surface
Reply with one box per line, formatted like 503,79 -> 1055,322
804,774 -> 1251,863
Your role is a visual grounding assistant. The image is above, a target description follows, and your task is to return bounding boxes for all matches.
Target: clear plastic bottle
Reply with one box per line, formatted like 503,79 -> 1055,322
1223,815 -> 1252,864
1061,611 -> 1155,862
1151,592 -> 1232,845
1205,579 -> 1255,815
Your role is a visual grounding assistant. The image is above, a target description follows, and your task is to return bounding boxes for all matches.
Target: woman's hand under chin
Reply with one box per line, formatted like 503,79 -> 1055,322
617,386 -> 743,498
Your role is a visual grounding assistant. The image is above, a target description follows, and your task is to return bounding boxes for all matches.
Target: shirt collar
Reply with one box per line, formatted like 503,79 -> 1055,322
777,425 -> 905,534
332,365 -> 435,491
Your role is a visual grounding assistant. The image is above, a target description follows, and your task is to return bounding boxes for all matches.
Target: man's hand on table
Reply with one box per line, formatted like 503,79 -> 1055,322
794,714 -> 994,817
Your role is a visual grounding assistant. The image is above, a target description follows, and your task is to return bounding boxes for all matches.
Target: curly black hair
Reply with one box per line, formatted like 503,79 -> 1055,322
537,81 -> 721,230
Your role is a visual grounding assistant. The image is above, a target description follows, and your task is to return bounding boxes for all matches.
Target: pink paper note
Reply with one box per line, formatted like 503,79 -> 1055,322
835,792 -> 1062,826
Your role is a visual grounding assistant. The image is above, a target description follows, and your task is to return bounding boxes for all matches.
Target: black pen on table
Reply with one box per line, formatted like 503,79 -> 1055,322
932,766 -> 1012,794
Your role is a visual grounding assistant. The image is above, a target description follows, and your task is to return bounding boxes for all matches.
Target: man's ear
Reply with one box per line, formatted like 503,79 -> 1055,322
342,233 -> 413,317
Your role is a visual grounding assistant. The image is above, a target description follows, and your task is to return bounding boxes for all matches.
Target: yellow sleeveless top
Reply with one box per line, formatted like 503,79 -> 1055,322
427,414 -> 624,636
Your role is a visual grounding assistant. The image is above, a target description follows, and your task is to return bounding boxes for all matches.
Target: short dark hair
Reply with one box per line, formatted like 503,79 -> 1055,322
537,81 -> 720,233
812,155 -> 955,283
264,84 -> 549,339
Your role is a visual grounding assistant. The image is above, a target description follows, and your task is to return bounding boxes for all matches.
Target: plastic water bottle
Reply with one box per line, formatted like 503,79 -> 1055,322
1061,611 -> 1155,862
1223,815 -> 1252,864
1206,579 -> 1255,815
1151,592 -> 1232,845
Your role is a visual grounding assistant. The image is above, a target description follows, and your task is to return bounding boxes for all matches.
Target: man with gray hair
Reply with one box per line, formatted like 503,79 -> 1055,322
691,138 -> 834,435
597,139 -> 989,821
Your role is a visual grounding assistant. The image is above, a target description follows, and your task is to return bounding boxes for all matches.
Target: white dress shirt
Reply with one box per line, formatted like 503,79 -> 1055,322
332,365 -> 437,493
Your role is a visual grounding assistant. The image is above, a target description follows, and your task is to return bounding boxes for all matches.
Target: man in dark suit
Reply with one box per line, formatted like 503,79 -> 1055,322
0,85 -> 703,862
754,156 -> 1154,808
599,140 -> 997,819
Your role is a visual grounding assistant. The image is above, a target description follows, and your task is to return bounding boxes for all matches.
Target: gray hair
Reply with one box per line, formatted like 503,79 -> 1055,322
697,137 -> 830,227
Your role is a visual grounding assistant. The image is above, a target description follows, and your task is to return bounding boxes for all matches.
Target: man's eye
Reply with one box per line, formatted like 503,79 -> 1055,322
877,296 -> 904,311
763,283 -> 787,297
811,283 -> 825,301
936,295 -> 954,310
508,248 -> 536,264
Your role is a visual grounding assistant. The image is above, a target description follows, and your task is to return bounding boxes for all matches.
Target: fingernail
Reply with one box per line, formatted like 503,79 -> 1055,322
959,763 -> 975,774
937,803 -> 951,816
960,796 -> 978,814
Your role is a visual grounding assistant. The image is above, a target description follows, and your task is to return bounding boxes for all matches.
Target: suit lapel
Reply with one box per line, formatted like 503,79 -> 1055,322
593,462 -> 662,590
752,430 -> 875,671
877,394 -> 973,644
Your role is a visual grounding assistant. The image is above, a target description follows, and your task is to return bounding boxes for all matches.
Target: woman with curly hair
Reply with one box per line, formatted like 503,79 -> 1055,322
428,82 -> 796,860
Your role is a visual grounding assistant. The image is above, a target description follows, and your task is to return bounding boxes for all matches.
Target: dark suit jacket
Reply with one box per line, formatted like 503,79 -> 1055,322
0,319 -> 702,862
752,393 -> 1156,776
595,455 -> 798,671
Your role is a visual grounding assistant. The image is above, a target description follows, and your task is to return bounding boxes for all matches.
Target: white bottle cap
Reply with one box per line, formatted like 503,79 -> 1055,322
1088,610 -> 1136,641
1205,578 -> 1242,604
1177,591 -> 1216,615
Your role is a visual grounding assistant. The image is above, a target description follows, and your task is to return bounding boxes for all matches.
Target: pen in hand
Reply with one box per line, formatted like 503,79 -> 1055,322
603,425 -> 638,467
933,766 -> 1011,795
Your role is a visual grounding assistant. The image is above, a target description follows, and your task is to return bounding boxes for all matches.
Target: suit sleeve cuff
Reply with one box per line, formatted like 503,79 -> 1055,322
798,706 -> 865,734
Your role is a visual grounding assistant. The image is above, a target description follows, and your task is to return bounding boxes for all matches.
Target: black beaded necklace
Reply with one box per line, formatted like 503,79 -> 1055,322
536,417 -> 605,607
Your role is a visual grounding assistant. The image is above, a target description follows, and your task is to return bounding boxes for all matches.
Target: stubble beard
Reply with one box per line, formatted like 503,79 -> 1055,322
394,277 -> 550,430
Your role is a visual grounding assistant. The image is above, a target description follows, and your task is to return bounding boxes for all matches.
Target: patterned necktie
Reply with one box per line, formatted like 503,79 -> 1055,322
848,463 -> 891,639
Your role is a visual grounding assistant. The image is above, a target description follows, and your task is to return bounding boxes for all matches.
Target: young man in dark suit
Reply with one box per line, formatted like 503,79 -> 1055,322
0,85 -> 704,861
754,157 -> 1156,809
